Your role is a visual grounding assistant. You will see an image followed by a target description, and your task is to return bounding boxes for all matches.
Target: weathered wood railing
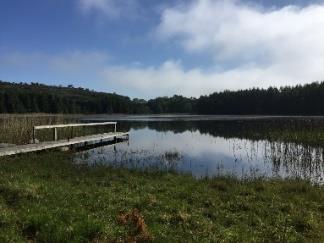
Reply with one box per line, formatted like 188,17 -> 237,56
32,122 -> 117,143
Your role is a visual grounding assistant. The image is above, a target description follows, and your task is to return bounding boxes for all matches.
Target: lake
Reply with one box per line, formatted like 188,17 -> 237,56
72,115 -> 324,183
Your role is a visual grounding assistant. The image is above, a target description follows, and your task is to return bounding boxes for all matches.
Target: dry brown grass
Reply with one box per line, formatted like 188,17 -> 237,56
0,115 -> 76,144
117,209 -> 153,242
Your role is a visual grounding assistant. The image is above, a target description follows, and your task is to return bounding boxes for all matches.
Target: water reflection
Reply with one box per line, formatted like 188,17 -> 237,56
74,121 -> 324,183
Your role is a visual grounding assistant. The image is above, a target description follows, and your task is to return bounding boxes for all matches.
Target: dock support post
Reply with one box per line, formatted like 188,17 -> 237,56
53,128 -> 58,141
33,127 -> 36,144
114,123 -> 117,133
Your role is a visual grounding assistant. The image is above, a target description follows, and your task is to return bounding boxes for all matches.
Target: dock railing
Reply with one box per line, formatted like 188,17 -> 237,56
32,122 -> 117,143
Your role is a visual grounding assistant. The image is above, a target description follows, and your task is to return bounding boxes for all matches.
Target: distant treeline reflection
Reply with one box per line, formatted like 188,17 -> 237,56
133,120 -> 324,181
81,119 -> 324,182
118,119 -> 324,147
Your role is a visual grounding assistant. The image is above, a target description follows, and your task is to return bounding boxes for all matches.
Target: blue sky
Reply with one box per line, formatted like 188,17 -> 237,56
1,0 -> 324,98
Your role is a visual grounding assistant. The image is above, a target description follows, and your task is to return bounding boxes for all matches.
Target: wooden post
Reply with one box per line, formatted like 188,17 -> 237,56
33,127 -> 36,144
114,123 -> 117,133
53,128 -> 58,141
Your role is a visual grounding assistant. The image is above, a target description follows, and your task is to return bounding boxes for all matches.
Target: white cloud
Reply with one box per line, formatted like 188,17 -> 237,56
48,50 -> 110,72
76,0 -> 324,98
97,0 -> 322,97
3,0 -> 324,99
0,50 -> 110,72
101,58 -> 323,98
93,0 -> 324,98
0,50 -> 111,89
1,48 -> 323,99
78,0 -> 139,19
156,0 -> 324,63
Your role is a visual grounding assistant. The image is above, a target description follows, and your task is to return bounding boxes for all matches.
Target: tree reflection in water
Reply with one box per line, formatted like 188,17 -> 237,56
74,119 -> 324,183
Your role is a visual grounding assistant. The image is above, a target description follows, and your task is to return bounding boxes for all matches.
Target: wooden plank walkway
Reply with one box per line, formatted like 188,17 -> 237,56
0,132 -> 129,157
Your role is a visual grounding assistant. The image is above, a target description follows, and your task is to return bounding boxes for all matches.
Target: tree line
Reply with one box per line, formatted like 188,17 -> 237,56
1,80 -> 324,115
197,82 -> 324,115
0,81 -> 146,114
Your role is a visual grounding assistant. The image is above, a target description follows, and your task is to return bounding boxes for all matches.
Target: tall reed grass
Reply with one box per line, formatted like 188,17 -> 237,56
0,114 -> 119,145
0,114 -> 75,144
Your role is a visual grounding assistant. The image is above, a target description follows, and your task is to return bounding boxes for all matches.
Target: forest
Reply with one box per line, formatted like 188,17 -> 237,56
1,80 -> 324,115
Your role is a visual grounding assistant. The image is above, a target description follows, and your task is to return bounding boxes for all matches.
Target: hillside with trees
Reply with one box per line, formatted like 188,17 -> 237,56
0,81 -> 145,114
197,82 -> 324,115
1,80 -> 324,115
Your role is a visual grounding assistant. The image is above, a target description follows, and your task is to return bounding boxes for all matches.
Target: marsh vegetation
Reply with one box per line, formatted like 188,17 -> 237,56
0,115 -> 119,145
0,152 -> 323,242
1,115 -> 324,241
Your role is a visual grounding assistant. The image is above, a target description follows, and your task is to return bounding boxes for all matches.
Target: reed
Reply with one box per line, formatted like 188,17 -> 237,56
0,114 -> 119,145
0,115 -> 74,144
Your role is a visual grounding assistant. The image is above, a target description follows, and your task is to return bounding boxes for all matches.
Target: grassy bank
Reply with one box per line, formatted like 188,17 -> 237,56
0,152 -> 324,242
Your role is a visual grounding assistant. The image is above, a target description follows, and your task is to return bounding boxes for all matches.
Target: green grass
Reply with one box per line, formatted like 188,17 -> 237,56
0,152 -> 324,242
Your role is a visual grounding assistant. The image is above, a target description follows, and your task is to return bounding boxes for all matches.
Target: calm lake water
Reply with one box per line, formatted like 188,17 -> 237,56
74,116 -> 324,183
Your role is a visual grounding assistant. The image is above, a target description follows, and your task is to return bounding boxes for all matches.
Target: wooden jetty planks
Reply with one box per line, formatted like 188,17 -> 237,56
0,132 -> 129,157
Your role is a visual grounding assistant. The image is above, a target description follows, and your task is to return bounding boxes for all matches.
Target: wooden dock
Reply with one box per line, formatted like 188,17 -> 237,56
0,122 -> 129,157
